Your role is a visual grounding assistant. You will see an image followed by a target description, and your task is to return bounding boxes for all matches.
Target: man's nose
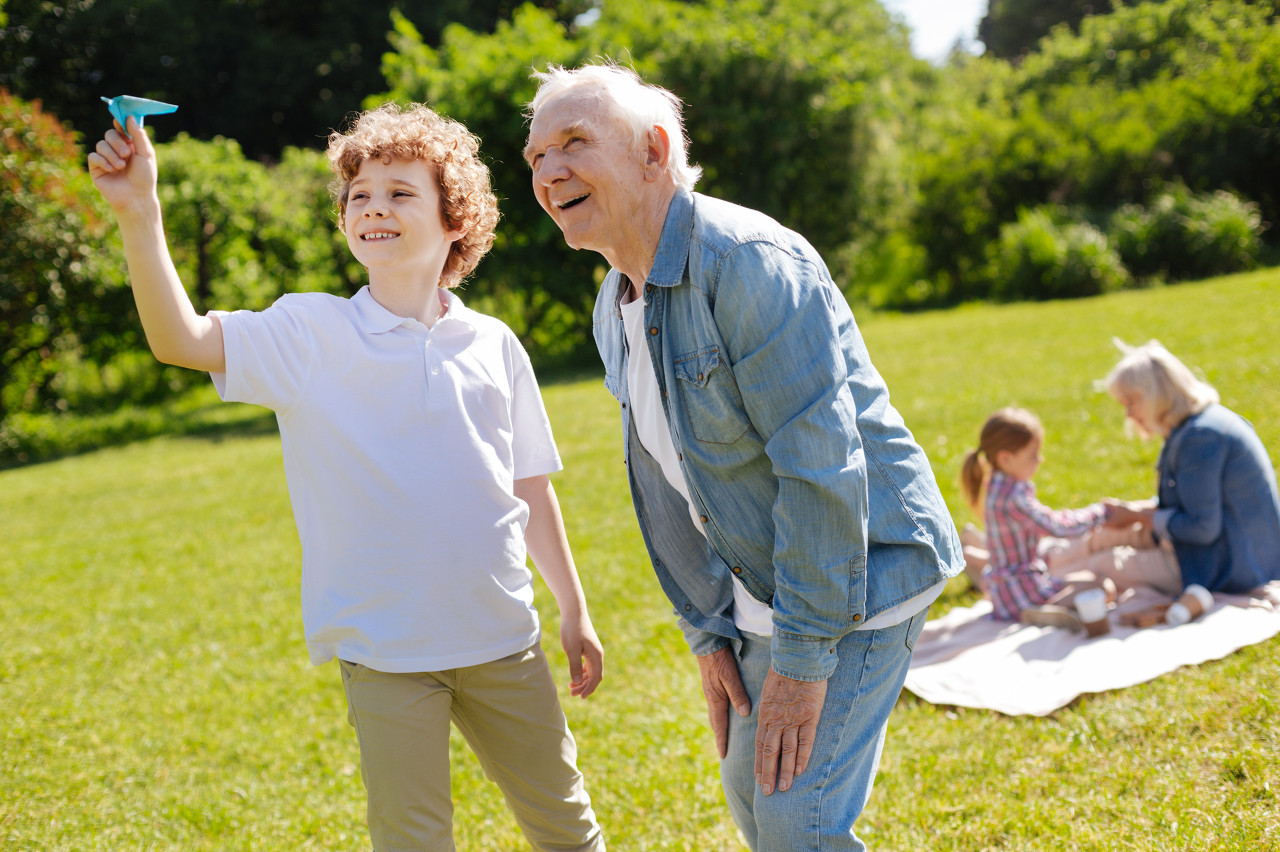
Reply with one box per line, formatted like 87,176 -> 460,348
536,149 -> 569,183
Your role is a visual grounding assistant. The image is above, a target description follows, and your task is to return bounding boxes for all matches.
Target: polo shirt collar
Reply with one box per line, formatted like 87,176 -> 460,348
646,188 -> 695,289
351,285 -> 479,335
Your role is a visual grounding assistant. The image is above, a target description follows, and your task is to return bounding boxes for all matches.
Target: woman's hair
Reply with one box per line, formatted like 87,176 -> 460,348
526,61 -> 702,192
1101,339 -> 1219,437
326,103 -> 500,290
959,407 -> 1044,511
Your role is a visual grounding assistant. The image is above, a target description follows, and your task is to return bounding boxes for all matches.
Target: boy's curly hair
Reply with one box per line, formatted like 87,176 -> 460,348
327,103 -> 499,289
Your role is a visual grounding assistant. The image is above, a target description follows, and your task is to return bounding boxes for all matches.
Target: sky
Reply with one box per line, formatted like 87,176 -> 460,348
881,0 -> 989,63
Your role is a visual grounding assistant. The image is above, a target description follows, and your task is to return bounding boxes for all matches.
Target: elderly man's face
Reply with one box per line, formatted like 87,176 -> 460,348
525,89 -> 651,262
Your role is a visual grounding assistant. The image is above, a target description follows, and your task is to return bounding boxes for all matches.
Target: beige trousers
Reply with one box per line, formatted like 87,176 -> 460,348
1043,524 -> 1182,597
339,644 -> 604,852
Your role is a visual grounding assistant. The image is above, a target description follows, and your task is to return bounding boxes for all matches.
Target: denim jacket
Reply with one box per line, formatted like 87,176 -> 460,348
1154,403 -> 1280,593
592,190 -> 963,681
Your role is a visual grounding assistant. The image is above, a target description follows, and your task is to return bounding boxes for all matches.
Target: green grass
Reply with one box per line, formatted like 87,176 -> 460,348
3,271 -> 1278,851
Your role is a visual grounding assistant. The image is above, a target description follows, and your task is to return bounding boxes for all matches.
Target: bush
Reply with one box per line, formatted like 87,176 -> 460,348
986,206 -> 1130,301
1109,184 -> 1264,283
0,90 -> 135,416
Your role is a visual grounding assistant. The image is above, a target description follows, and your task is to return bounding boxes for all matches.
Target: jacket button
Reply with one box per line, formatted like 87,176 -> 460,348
852,613 -> 862,622
684,604 -> 692,612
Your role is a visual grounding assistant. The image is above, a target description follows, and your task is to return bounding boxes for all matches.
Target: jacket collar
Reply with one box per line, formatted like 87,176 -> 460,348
647,188 -> 696,289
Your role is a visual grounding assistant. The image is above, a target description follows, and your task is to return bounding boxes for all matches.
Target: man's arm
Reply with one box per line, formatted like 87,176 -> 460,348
514,474 -> 604,698
88,117 -> 225,373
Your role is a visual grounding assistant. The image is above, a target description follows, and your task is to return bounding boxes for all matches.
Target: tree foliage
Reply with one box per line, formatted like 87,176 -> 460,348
377,0 -> 926,356
979,0 -> 1113,60
0,90 -> 132,414
907,0 -> 1278,306
0,0 -> 591,160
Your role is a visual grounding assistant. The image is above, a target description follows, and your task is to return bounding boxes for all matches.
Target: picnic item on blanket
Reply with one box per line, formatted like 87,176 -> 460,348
1166,583 -> 1213,625
1074,587 -> 1110,637
100,95 -> 178,137
904,581 -> 1280,715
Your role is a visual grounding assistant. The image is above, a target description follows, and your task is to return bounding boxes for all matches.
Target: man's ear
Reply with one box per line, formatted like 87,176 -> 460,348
644,125 -> 672,180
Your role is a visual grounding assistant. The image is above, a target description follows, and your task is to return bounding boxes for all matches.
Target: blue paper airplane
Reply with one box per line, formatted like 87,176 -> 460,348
101,95 -> 178,136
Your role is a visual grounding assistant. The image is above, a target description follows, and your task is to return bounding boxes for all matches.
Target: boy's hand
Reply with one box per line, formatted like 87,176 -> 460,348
87,117 -> 159,214
560,612 -> 603,698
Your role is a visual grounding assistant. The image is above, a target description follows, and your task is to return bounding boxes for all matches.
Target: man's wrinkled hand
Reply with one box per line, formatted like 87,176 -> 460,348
754,669 -> 826,796
697,646 -> 751,759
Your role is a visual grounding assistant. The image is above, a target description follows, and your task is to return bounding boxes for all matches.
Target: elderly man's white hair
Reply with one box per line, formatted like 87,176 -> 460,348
527,62 -> 703,191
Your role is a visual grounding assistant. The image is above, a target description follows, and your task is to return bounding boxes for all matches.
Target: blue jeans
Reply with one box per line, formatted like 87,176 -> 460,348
720,609 -> 928,851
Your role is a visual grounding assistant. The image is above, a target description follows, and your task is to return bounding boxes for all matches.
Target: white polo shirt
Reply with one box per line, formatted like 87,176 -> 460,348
212,286 -> 562,673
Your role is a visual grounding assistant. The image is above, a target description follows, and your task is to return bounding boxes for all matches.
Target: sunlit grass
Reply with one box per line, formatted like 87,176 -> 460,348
2,271 -> 1277,850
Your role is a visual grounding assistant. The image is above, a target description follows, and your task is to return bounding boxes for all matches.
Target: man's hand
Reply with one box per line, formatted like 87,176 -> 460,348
755,668 -> 827,796
697,646 -> 751,759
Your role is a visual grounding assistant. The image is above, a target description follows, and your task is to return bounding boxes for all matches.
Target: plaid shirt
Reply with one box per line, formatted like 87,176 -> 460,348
983,471 -> 1107,620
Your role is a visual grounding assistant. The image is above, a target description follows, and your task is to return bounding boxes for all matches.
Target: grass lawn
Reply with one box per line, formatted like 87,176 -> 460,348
2,271 -> 1278,850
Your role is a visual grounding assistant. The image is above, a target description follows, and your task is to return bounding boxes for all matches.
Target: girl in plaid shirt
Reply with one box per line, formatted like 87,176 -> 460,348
961,408 -> 1115,622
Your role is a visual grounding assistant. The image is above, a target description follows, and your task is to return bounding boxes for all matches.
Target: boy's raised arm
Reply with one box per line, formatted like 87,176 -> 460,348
514,474 -> 604,699
88,117 -> 225,373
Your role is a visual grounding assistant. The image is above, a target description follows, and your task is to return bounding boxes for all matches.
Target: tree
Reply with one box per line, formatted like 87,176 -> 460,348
0,0 -> 592,160
0,90 -> 133,413
908,0 -> 1280,305
377,0 -> 926,359
979,0 -> 1113,60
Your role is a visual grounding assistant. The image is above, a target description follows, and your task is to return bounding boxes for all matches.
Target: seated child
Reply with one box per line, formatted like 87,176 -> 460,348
89,103 -> 606,851
959,408 -> 1115,626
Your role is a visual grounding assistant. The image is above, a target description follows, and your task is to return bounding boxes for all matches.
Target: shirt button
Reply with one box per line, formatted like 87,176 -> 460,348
677,452 -> 683,461
731,566 -> 741,575
852,613 -> 862,622
700,515 -> 709,524
621,402 -> 627,409
684,604 -> 692,612
649,327 -> 658,335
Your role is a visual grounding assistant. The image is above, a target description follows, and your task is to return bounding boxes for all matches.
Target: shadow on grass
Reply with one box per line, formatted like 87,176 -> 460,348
1,365 -> 606,473
0,401 -> 280,472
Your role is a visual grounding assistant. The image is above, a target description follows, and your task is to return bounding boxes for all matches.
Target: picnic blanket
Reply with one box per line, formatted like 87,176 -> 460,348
904,581 -> 1280,716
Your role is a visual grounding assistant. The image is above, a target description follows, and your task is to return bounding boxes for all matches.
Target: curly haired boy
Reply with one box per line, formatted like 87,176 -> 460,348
89,102 -> 605,851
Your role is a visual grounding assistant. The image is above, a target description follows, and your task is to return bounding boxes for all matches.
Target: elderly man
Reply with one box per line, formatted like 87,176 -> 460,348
524,63 -> 963,851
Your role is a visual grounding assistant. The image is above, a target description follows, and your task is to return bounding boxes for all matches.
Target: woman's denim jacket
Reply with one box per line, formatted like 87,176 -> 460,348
1154,403 -> 1280,593
592,190 -> 963,681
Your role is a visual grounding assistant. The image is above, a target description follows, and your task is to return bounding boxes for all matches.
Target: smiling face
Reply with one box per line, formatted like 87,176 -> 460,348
524,89 -> 655,266
342,156 -> 464,285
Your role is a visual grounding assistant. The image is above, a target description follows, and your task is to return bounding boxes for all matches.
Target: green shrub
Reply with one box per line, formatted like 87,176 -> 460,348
986,206 -> 1130,301
1109,184 -> 1264,283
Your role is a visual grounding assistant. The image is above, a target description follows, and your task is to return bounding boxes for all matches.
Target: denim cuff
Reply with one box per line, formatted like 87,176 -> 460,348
678,617 -> 729,657
769,633 -> 838,682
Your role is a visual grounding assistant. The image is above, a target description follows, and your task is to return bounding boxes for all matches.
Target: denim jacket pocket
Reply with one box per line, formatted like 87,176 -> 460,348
674,346 -> 750,445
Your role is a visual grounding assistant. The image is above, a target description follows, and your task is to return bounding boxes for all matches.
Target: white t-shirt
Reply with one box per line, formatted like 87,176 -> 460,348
621,294 -> 775,636
621,293 -> 944,635
212,286 -> 562,673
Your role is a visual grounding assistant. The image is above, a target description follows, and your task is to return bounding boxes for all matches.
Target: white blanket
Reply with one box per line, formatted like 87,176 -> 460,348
903,581 -> 1280,716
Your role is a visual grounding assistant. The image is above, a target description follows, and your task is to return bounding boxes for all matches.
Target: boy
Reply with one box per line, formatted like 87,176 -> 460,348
88,103 -> 606,851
